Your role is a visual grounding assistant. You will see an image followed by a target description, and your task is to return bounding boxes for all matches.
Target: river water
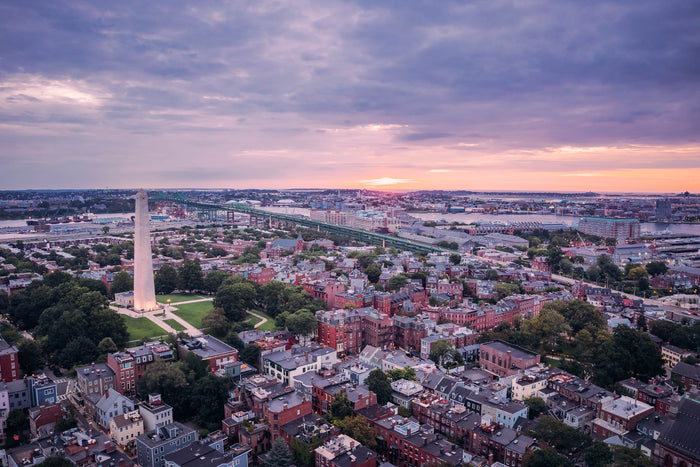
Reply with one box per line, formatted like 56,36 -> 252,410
3,209 -> 698,237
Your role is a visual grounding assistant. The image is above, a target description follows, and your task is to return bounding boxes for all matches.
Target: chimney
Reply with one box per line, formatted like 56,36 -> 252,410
283,403 -> 288,410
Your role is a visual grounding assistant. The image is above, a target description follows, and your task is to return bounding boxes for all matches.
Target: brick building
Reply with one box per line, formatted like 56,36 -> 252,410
317,309 -> 364,355
262,392 -> 312,440
591,396 -> 654,439
479,341 -> 540,377
0,337 -> 19,382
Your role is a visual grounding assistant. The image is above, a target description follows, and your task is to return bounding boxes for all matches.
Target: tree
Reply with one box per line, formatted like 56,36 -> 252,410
59,336 -> 97,368
97,337 -> 118,354
139,360 -> 191,419
366,369 -> 393,404
449,253 -> 462,266
110,271 -> 133,295
331,392 -> 354,420
179,260 -> 204,293
386,367 -> 416,382
523,306 -> 570,346
429,339 -> 458,367
611,446 -> 655,467
6,409 -> 27,446
154,264 -> 178,294
36,459 -> 73,467
18,338 -> 44,375
585,441 -> 613,467
265,438 -> 294,467
365,264 -> 382,283
628,266 -> 648,281
336,416 -> 378,451
240,344 -> 261,367
191,375 -> 228,431
494,282 -> 520,300
0,290 -> 8,316
201,308 -> 231,338
204,270 -> 231,295
285,310 -> 317,340
637,312 -> 647,332
645,261 -> 668,277
523,396 -> 546,419
523,449 -> 573,467
484,269 -> 500,281
214,282 -> 256,321
387,274 -> 408,291
529,416 -> 588,452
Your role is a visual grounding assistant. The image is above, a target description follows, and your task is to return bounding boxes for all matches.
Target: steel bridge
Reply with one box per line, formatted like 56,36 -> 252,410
151,192 -> 443,254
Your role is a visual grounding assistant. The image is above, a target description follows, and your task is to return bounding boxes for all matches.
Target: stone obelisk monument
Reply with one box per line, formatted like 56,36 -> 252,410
133,190 -> 158,311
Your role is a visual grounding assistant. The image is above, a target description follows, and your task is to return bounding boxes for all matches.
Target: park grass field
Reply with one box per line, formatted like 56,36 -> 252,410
122,315 -> 169,342
251,309 -> 276,331
156,294 -> 202,304
172,300 -> 213,328
163,319 -> 186,331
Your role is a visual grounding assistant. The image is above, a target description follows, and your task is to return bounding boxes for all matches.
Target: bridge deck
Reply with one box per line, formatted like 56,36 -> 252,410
152,193 -> 444,254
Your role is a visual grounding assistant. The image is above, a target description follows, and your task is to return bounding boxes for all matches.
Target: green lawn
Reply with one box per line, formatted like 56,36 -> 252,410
164,319 -> 186,331
122,315 -> 169,342
172,300 -> 214,328
250,310 -> 276,331
156,294 -> 201,304
246,314 -> 262,327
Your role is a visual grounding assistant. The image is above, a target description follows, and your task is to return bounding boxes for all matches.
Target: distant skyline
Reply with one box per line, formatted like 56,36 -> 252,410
1,1 -> 699,192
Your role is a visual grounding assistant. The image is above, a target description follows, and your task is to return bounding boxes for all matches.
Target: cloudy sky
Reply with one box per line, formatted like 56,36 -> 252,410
1,1 -> 699,192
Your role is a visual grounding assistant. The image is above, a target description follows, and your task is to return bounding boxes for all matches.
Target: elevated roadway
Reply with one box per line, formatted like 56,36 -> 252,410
151,192 -> 444,254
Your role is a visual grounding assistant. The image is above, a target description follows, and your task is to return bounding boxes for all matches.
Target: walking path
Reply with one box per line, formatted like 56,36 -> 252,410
246,310 -> 268,329
111,302 -> 203,337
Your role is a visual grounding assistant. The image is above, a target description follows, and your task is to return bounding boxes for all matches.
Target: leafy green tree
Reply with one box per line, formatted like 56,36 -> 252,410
54,416 -> 78,433
449,253 -> 462,266
179,260 -> 204,293
429,339 -> 462,367
585,441 -> 613,467
336,416 -> 378,451
645,261 -> 668,277
214,282 -> 256,321
523,396 -> 546,419
331,392 -> 354,420
265,438 -> 294,467
201,308 -> 231,338
59,336 -> 97,368
0,290 -> 8,316
366,369 -> 393,404
365,264 -> 382,283
204,270 -> 232,294
6,409 -> 27,446
154,264 -> 178,294
495,282 -> 521,300
97,337 -> 118,355
611,446 -> 655,467
386,367 -> 416,382
285,310 -> 318,339
240,344 -> 261,367
139,360 -> 192,419
0,322 -> 21,345
18,338 -> 44,375
523,449 -> 573,467
192,375 -> 228,431
523,306 -> 570,346
236,246 -> 261,265
483,269 -> 499,281
110,271 -> 133,295
387,274 -> 408,291
528,416 -> 589,452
